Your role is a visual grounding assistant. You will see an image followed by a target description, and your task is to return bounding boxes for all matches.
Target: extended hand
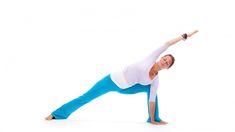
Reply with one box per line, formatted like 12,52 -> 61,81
150,120 -> 168,125
187,30 -> 199,37
159,120 -> 168,125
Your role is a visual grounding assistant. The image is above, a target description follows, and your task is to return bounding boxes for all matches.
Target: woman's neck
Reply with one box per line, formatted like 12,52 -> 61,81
149,63 -> 160,80
154,62 -> 161,73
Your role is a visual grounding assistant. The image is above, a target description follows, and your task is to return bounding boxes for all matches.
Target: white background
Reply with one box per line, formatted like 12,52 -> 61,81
0,0 -> 235,132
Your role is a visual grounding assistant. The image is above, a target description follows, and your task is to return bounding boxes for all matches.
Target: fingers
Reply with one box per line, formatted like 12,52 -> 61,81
158,122 -> 167,125
151,121 -> 168,125
159,120 -> 168,124
192,30 -> 199,34
159,121 -> 168,125
188,30 -> 199,37
154,122 -> 165,125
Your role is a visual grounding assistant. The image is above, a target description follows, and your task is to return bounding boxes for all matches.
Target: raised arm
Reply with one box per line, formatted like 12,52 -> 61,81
144,30 -> 198,63
165,30 -> 198,47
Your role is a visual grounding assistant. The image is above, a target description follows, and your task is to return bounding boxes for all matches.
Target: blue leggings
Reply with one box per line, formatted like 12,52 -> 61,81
51,74 -> 161,122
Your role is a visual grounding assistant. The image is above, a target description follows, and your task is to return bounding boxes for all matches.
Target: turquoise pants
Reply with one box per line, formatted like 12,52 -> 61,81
51,74 -> 161,122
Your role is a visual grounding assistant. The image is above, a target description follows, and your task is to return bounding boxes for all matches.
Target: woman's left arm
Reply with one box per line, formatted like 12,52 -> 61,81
165,30 -> 198,47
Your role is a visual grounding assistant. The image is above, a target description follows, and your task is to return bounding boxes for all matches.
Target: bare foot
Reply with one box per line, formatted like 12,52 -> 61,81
45,115 -> 54,120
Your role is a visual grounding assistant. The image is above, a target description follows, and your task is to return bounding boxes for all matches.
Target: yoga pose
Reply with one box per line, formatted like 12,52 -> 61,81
45,30 -> 198,125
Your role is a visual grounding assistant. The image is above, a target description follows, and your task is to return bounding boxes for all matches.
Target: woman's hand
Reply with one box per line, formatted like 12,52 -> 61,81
150,120 -> 168,125
159,120 -> 168,125
165,30 -> 198,47
151,121 -> 162,125
187,30 -> 199,37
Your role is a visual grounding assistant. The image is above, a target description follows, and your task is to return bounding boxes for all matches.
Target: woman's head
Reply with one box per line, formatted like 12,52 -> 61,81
158,54 -> 175,69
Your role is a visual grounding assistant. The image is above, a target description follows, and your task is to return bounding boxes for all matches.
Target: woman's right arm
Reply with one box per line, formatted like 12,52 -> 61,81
165,30 -> 198,47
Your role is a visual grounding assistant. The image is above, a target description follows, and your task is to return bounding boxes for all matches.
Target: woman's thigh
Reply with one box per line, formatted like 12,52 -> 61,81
118,84 -> 150,94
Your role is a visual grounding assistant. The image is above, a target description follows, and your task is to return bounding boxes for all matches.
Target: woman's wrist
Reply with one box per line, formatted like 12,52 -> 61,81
181,33 -> 188,41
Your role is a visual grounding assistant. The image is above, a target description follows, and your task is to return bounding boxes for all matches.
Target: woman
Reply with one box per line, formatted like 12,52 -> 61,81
45,30 -> 198,125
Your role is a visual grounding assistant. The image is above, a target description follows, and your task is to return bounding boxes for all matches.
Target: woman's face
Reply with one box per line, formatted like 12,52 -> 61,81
158,55 -> 172,69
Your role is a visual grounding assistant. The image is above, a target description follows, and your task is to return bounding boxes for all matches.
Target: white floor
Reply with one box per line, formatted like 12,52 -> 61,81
2,117 -> 235,132
2,94 -> 235,132
41,119 -> 235,132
